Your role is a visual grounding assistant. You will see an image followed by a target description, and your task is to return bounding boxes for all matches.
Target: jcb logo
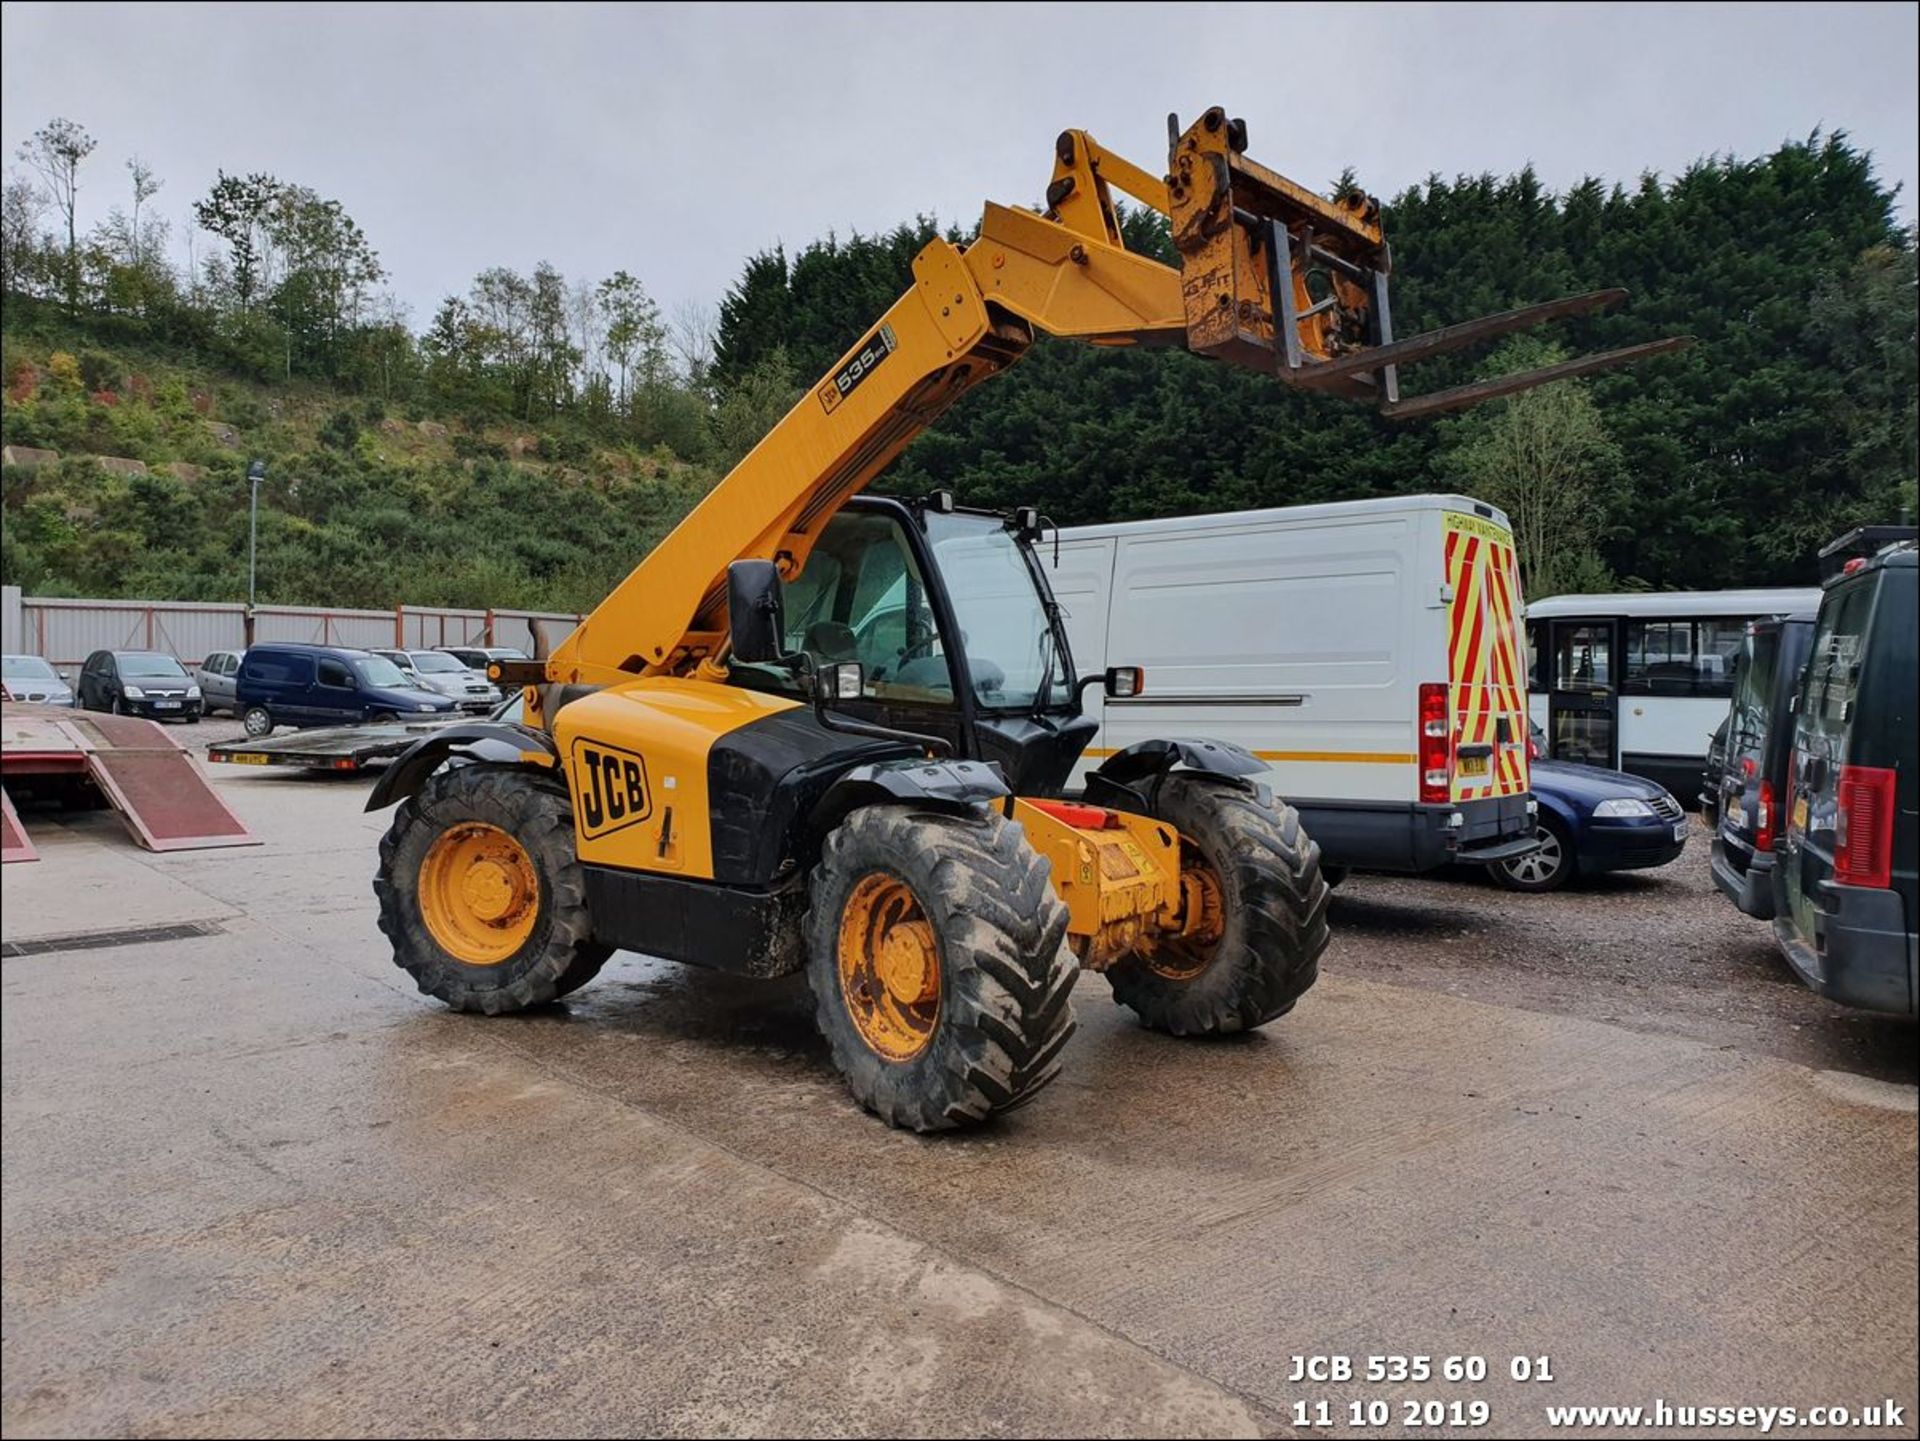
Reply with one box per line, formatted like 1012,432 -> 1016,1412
571,739 -> 651,838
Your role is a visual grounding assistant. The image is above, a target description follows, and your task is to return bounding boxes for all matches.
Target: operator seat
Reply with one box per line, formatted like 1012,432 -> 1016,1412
803,621 -> 860,662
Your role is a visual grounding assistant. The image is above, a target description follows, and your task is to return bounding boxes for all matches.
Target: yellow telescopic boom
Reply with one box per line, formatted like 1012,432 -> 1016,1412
540,106 -> 1685,692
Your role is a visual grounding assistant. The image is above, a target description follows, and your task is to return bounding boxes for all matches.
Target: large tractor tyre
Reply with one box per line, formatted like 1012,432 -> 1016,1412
806,806 -> 1078,1133
1106,774 -> 1330,1036
374,765 -> 611,1014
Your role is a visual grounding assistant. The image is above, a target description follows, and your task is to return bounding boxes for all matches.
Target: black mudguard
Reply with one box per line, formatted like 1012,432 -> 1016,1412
1085,736 -> 1270,811
806,756 -> 1010,842
364,722 -> 558,812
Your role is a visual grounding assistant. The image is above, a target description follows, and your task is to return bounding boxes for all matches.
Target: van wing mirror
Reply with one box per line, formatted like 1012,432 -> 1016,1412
728,559 -> 787,665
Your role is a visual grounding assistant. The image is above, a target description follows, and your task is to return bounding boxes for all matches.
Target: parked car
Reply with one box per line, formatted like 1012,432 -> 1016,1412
76,650 -> 201,722
195,649 -> 244,717
1707,611 -> 1817,919
1,653 -> 75,706
1775,540 -> 1917,1015
372,648 -> 500,713
236,643 -> 457,737
435,645 -> 531,678
1485,722 -> 1689,892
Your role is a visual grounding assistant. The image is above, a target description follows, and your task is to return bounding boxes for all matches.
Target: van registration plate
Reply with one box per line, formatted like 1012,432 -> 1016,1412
1458,754 -> 1489,778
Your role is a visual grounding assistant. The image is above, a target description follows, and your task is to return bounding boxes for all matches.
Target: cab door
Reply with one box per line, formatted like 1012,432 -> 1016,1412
777,507 -> 970,759
1547,621 -> 1618,766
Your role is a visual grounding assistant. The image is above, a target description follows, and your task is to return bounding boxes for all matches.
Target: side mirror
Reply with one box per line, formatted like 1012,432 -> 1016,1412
1075,664 -> 1145,705
728,559 -> 787,665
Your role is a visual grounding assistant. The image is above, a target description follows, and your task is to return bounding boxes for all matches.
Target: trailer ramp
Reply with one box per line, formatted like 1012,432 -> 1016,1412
1,786 -> 37,863
1,704 -> 256,854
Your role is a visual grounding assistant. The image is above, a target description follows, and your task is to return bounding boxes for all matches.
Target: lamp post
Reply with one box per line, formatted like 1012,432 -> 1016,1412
245,459 -> 267,644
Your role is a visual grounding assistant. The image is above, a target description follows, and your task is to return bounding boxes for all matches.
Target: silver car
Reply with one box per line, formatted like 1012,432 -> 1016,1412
196,649 -> 243,716
374,648 -> 499,713
2,653 -> 75,706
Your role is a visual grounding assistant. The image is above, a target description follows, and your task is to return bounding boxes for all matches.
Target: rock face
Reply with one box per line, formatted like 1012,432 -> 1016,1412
95,456 -> 150,477
165,462 -> 207,484
208,422 -> 242,448
1,445 -> 60,468
379,418 -> 411,437
417,420 -> 449,440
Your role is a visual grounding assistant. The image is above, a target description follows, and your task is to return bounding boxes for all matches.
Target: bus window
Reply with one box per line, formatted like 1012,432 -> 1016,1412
1554,625 -> 1612,688
1624,619 -> 1744,697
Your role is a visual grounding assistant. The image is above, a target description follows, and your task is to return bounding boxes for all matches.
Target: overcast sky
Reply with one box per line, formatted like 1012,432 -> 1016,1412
3,2 -> 1915,331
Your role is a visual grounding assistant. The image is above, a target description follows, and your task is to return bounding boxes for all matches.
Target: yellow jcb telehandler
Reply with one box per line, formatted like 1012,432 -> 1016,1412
368,108 -> 1684,1130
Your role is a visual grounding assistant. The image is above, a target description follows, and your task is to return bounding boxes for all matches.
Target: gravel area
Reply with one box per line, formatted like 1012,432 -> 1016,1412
1329,815 -> 1917,1085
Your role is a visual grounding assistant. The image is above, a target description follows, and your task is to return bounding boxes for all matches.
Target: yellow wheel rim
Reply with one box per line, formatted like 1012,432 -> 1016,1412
419,822 -> 540,965
837,873 -> 941,1061
1144,852 -> 1225,981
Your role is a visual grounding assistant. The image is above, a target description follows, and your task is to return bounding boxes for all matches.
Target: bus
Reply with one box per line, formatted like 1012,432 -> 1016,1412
1525,588 -> 1820,801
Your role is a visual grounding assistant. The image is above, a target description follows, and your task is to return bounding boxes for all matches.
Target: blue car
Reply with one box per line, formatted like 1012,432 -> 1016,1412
1489,725 -> 1691,892
237,643 -> 457,737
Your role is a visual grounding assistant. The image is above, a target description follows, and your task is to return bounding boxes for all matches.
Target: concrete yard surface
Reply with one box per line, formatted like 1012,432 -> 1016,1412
3,767 -> 1916,1438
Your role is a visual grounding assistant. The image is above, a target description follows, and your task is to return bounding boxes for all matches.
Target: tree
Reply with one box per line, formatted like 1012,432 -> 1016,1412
16,117 -> 95,310
598,269 -> 664,409
1,171 -> 47,296
127,156 -> 161,267
528,262 -> 578,418
671,298 -> 717,392
1445,339 -> 1621,597
712,348 -> 801,467
193,171 -> 280,308
265,184 -> 384,377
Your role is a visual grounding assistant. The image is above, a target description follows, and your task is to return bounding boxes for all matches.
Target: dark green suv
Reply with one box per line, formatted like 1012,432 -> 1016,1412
1775,540 -> 1917,1014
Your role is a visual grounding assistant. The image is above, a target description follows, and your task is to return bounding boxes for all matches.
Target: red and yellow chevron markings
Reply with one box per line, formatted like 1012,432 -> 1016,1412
1445,512 -> 1529,802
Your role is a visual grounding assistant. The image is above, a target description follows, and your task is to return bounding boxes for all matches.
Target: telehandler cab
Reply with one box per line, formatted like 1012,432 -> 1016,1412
369,107 -> 1684,1130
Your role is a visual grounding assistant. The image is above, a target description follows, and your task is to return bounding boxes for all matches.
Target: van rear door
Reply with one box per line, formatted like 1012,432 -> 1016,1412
1781,578 -> 1877,946
1443,512 -> 1531,805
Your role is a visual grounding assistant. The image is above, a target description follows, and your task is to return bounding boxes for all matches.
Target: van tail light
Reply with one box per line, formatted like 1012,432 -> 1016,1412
1753,780 -> 1774,853
1834,765 -> 1896,889
1526,735 -> 1541,762
1419,682 -> 1451,804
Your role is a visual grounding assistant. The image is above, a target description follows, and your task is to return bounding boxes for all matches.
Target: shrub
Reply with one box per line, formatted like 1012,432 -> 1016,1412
78,349 -> 123,394
318,408 -> 361,452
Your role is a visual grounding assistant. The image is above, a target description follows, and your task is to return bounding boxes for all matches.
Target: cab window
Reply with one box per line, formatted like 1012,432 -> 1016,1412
771,512 -> 952,703
316,657 -> 354,688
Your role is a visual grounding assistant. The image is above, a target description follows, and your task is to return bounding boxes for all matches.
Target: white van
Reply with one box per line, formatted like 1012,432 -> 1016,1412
1053,494 -> 1537,873
1524,588 -> 1822,800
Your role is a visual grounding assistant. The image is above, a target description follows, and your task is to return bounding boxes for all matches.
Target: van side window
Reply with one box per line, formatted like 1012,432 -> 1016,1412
316,658 -> 354,688
244,654 -> 312,685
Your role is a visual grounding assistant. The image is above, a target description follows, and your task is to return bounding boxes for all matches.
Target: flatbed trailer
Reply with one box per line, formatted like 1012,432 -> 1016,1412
207,719 -> 459,773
